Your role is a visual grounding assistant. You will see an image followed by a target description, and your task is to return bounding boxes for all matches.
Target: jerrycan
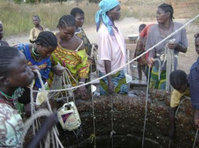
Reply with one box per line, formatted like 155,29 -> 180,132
57,101 -> 81,131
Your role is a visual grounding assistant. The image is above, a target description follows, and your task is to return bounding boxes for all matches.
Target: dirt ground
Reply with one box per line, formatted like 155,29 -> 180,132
6,17 -> 199,74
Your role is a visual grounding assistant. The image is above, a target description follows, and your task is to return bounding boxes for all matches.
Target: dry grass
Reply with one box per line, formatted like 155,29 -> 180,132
0,0 -> 198,36
0,0 -> 100,36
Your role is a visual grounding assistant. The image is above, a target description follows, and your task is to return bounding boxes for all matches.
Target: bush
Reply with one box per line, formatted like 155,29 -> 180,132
26,0 -> 36,3
13,0 -> 22,3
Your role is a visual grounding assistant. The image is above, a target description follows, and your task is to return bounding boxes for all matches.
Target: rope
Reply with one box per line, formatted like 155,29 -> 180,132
90,44 -> 97,148
32,13 -> 199,93
142,66 -> 151,148
165,40 -> 175,91
51,131 -> 56,148
21,109 -> 52,145
175,97 -> 190,117
30,81 -> 36,135
32,70 -> 64,148
110,94 -> 116,148
193,129 -> 199,148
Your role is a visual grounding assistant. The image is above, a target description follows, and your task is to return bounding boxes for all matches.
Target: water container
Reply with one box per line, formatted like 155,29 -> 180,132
57,102 -> 81,131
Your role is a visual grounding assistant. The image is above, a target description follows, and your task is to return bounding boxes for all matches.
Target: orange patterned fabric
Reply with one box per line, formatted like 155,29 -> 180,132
50,44 -> 90,86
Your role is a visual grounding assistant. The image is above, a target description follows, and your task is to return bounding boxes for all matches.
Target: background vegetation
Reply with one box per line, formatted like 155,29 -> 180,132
0,0 -> 198,36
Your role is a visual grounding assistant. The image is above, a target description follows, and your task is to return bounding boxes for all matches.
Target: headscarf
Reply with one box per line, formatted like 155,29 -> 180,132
95,0 -> 120,35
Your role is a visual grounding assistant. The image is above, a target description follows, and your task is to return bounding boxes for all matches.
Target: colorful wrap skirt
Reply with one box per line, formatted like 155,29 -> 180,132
150,66 -> 166,90
99,70 -> 128,95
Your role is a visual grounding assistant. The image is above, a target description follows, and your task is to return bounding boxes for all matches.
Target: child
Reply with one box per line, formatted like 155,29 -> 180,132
189,33 -> 199,128
169,33 -> 199,138
17,31 -> 57,89
0,21 -> 9,46
29,15 -> 44,43
169,70 -> 189,139
16,31 -> 57,115
134,24 -> 148,81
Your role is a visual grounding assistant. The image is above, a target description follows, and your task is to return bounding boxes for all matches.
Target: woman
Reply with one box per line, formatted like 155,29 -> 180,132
50,15 -> 90,99
17,31 -> 57,89
0,46 -> 34,147
0,46 -> 58,147
95,0 -> 128,95
146,3 -> 188,90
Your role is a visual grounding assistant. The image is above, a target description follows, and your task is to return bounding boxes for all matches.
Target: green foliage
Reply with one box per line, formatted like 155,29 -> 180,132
26,0 -> 36,3
13,0 -> 22,3
0,0 -> 99,36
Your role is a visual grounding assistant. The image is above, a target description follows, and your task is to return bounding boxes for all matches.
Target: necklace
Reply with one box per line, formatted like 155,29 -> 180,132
32,45 -> 42,62
0,88 -> 25,101
32,45 -> 40,57
0,90 -> 15,101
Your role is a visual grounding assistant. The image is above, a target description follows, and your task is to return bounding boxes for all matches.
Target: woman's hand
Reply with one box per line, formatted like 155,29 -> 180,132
52,65 -> 65,76
29,65 -> 40,78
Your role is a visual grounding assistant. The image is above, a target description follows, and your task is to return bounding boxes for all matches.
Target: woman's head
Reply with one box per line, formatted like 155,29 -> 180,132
70,7 -> 84,28
0,46 -> 34,88
95,0 -> 120,35
157,3 -> 174,24
32,15 -> 41,26
107,4 -> 121,21
34,31 -> 57,59
170,70 -> 188,93
194,33 -> 199,55
57,15 -> 76,41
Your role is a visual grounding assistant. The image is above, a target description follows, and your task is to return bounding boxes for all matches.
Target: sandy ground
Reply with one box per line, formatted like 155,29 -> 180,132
6,17 -> 199,74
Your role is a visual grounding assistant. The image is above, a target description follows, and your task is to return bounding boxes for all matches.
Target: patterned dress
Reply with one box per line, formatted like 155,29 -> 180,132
97,24 -> 128,95
50,43 -> 90,86
75,28 -> 92,57
0,102 -> 24,147
146,22 -> 188,90
17,44 -> 51,89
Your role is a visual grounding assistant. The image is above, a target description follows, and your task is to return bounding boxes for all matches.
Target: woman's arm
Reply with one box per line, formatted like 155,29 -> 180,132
145,28 -> 155,66
104,60 -> 114,94
104,60 -> 112,82
27,113 -> 58,148
169,27 -> 188,53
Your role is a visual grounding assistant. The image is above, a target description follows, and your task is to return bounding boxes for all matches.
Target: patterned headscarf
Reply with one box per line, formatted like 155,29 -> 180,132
95,0 -> 120,35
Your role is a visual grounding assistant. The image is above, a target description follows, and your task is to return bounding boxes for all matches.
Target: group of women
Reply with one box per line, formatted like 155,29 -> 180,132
0,0 -> 190,147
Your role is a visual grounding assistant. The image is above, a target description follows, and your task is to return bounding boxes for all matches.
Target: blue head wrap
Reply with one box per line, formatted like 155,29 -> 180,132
95,0 -> 120,35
